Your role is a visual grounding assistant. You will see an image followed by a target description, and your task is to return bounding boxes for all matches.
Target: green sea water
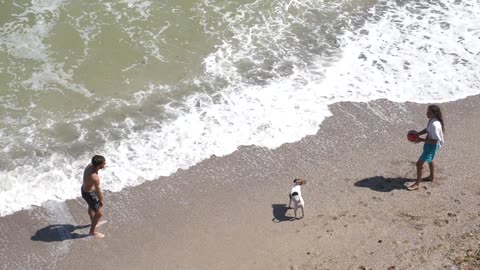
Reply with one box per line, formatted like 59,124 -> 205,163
1,0 -> 479,216
0,0 -> 377,167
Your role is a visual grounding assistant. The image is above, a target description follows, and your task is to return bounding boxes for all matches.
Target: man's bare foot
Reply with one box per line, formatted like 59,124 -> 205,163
422,176 -> 434,182
96,220 -> 108,227
89,232 -> 105,238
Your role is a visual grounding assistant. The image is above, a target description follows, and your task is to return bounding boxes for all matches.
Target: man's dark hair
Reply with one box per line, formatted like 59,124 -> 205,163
91,155 -> 106,167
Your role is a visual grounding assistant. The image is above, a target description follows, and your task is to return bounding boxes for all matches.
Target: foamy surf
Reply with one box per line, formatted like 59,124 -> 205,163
0,0 -> 479,216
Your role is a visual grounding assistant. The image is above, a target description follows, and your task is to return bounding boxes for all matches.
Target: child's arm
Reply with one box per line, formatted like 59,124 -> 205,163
417,137 -> 438,144
417,128 -> 427,135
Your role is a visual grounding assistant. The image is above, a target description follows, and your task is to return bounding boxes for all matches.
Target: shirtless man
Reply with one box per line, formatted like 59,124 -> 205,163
81,155 -> 106,238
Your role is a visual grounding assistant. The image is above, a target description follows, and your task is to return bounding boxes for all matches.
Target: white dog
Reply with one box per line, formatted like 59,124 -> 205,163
288,178 -> 307,219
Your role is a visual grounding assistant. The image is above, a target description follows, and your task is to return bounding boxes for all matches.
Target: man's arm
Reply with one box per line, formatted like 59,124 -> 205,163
93,175 -> 104,204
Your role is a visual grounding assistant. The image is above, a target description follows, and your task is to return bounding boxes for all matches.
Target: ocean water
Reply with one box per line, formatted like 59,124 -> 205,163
0,0 -> 479,216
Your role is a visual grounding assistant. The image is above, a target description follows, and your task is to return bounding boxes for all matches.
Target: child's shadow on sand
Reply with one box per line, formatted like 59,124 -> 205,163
31,224 -> 91,242
354,176 -> 412,192
272,204 -> 295,223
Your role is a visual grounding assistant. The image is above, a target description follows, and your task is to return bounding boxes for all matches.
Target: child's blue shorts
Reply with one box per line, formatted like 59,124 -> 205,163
419,143 -> 440,163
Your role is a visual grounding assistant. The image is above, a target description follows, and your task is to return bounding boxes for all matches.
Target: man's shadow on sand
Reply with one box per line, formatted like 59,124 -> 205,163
31,224 -> 91,242
272,204 -> 295,223
354,176 -> 413,192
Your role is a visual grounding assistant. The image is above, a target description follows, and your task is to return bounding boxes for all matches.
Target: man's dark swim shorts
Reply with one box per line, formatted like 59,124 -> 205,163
81,187 -> 100,211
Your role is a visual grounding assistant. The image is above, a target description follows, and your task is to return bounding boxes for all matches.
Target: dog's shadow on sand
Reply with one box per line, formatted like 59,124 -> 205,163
31,224 -> 91,242
271,204 -> 295,223
354,176 -> 413,192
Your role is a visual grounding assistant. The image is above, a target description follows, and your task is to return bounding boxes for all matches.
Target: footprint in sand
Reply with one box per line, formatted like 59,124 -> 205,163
413,223 -> 426,231
433,219 -> 449,227
399,212 -> 421,221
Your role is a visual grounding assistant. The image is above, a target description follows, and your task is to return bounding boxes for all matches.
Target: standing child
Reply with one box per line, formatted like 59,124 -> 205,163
288,178 -> 307,219
407,105 -> 445,191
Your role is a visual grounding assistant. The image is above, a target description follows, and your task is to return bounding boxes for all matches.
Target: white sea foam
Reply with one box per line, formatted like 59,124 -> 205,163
0,0 -> 63,61
0,0 -> 92,96
0,71 -> 332,216
21,62 -> 90,95
0,0 -> 479,216
316,0 -> 480,104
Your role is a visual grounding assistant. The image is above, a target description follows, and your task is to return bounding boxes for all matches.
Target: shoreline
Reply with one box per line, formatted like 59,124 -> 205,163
2,95 -> 480,269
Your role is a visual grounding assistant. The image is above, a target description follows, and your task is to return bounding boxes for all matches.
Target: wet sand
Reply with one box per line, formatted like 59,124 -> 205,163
1,95 -> 480,270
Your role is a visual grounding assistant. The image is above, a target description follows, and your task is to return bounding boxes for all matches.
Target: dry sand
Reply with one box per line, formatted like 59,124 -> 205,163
1,95 -> 480,270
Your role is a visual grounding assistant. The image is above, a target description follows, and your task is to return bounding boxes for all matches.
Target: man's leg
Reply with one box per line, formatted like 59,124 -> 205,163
88,207 -> 95,223
89,207 -> 104,238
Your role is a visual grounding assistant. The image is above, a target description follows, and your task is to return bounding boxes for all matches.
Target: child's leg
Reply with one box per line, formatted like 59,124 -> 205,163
288,198 -> 292,209
427,161 -> 435,181
294,205 -> 298,219
299,205 -> 304,219
415,159 -> 425,186
408,159 -> 425,190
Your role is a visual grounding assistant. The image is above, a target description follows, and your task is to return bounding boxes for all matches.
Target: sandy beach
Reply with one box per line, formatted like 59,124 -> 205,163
1,95 -> 480,270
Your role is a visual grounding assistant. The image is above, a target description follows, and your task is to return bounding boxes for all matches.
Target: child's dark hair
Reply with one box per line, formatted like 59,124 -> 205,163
428,105 -> 445,132
91,155 -> 106,166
